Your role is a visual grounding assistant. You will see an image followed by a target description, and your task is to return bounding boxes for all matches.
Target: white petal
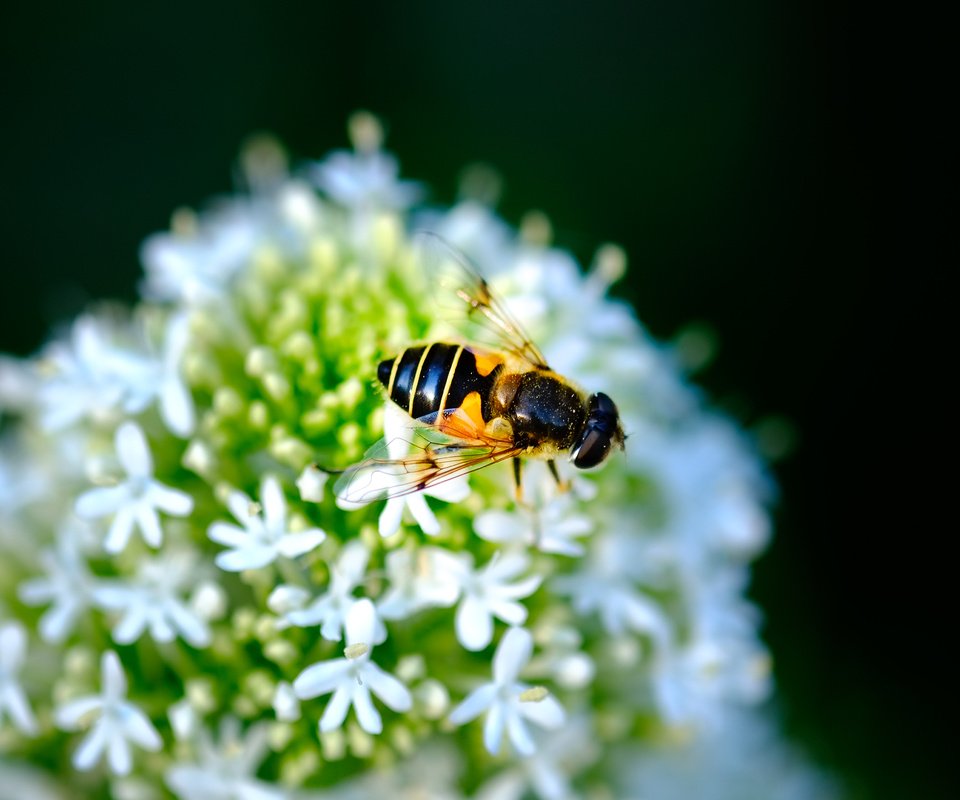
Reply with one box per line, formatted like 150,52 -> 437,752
273,682 -> 301,722
215,545 -> 276,572
275,529 -> 326,558
0,684 -> 38,735
506,709 -> 536,756
456,595 -> 493,651
39,601 -> 81,643
167,602 -> 211,648
518,693 -> 566,729
260,475 -> 286,534
92,584 -> 133,609
107,728 -> 133,775
474,509 -> 526,544
406,494 -> 440,535
75,485 -> 128,518
483,700 -> 506,755
351,684 -> 382,734
102,650 -> 127,700
160,375 -> 195,437
207,521 -> 250,547
73,722 -> 108,771
498,574 -> 542,600
364,663 -> 412,712
55,696 -> 102,729
122,706 -> 163,750
286,598 -> 332,629
17,577 -> 55,606
337,540 -> 370,583
113,606 -> 148,644
487,597 -> 529,627
0,622 -> 26,668
104,507 -> 135,554
382,401 -> 412,458
447,684 -> 496,725
135,504 -> 164,548
377,497 -> 405,538
116,421 -> 152,478
425,474 -> 470,503
319,683 -> 352,732
485,552 -> 529,582
227,489 -> 257,527
266,584 -> 311,615
493,627 -> 532,685
296,464 -> 329,503
319,610 -> 348,641
149,483 -> 194,516
148,612 -> 176,643
344,598 -> 377,648
293,659 -> 352,699
539,534 -> 583,557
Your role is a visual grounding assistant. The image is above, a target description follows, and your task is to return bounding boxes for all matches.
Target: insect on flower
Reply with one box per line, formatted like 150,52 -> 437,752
335,233 -> 626,507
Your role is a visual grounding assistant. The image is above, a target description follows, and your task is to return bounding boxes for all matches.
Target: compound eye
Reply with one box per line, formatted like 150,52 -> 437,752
572,426 -> 611,469
590,392 -> 618,417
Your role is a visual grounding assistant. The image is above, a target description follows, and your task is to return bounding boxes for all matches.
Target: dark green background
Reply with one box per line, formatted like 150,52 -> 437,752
1,1 -> 946,797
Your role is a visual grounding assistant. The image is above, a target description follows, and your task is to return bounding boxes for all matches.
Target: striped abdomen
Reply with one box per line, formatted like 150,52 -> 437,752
377,343 -> 502,421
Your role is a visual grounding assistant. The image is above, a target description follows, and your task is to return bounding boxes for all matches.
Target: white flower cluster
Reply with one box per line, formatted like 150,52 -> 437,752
0,114 -> 834,797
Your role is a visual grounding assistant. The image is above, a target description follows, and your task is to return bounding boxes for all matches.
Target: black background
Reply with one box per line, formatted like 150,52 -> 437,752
1,1 -> 948,797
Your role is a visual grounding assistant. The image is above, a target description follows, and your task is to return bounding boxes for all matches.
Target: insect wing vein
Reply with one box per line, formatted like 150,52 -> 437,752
334,411 -> 518,507
414,232 -> 549,369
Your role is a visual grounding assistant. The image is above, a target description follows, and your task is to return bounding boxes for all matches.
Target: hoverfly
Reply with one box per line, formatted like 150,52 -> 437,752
334,233 -> 625,507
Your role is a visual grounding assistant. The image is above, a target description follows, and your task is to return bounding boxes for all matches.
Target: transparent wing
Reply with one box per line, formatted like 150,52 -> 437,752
415,231 -> 550,369
334,405 -> 521,507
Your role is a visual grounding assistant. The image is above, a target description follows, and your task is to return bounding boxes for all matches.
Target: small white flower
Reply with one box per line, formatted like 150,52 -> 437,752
165,717 -> 286,800
650,632 -> 772,730
279,540 -> 379,642
474,494 -> 593,557
55,650 -> 162,775
453,552 -> 541,651
293,599 -> 412,735
168,699 -> 198,741
140,207 -> 260,305
345,740 -> 465,800
475,716 -> 598,800
0,621 -> 38,735
295,463 -> 328,503
272,681 -> 300,722
18,525 -> 96,643
75,421 -> 194,553
551,528 -> 671,643
613,707 -> 838,800
377,474 -> 470,538
310,148 -> 421,212
35,313 -> 193,437
207,475 -> 325,572
526,625 -> 596,692
37,315 -> 141,431
377,546 -> 462,621
153,313 -> 196,437
448,627 -> 565,756
266,584 -> 312,616
628,420 -> 771,569
92,549 -> 212,648
338,402 -> 470,537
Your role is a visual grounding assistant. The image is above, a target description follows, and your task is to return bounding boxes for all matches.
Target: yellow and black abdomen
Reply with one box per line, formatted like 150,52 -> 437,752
378,343 -> 502,421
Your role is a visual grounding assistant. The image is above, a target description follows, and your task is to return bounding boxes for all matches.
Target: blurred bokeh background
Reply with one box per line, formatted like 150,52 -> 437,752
1,1 -> 945,797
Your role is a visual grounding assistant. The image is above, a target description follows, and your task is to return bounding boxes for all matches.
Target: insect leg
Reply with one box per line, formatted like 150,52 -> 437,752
547,460 -> 571,494
512,457 -> 524,505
